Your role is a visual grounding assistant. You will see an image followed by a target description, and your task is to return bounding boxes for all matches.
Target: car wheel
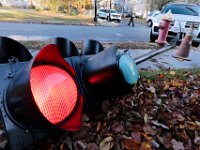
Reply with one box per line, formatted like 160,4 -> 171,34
117,19 -> 121,23
147,20 -> 153,27
150,30 -> 157,43
192,41 -> 199,47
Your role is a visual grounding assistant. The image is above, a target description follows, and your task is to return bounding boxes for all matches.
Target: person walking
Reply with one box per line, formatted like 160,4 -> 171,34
128,12 -> 135,27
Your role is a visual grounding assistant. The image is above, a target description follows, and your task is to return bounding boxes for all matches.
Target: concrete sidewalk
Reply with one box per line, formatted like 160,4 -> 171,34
128,46 -> 200,70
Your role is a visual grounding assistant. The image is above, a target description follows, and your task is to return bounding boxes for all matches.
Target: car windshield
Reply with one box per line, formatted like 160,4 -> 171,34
99,9 -> 107,13
148,11 -> 154,16
161,4 -> 200,16
111,10 -> 118,13
148,11 -> 159,16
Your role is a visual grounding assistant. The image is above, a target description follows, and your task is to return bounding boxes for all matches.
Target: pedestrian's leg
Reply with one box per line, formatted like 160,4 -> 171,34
132,21 -> 134,27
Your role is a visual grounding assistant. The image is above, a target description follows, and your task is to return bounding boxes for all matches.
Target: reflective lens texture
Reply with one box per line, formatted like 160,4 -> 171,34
30,65 -> 78,124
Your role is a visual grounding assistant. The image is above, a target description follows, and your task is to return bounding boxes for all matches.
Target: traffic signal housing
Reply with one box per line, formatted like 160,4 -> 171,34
0,36 -> 140,149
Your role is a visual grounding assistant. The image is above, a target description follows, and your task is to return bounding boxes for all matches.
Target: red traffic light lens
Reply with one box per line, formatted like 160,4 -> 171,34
30,65 -> 78,125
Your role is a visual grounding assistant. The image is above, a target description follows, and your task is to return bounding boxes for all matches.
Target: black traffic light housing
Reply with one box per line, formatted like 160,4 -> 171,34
0,36 -> 140,149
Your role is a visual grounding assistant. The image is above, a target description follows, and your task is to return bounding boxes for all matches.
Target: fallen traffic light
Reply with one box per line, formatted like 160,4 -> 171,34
0,37 -> 140,149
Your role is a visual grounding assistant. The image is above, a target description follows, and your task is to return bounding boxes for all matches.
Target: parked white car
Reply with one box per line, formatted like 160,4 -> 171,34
146,10 -> 160,27
98,9 -> 121,22
150,3 -> 200,47
97,9 -> 108,19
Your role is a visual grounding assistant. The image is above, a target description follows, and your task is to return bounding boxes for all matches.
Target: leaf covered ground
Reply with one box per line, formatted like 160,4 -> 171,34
1,69 -> 200,150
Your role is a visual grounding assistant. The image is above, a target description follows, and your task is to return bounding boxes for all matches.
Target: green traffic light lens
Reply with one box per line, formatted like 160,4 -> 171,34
119,55 -> 139,85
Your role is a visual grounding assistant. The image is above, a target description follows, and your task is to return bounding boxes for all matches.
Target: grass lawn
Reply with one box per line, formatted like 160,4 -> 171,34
140,68 -> 200,80
0,7 -> 94,25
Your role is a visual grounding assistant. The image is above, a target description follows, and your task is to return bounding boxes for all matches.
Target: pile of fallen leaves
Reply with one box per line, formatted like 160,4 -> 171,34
1,70 -> 200,150
45,70 -> 200,150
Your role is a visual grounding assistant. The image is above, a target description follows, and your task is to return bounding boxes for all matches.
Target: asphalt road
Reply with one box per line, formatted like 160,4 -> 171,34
0,21 -> 151,42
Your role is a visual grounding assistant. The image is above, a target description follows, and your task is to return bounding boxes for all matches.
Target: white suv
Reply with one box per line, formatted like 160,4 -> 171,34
98,9 -> 121,22
146,10 -> 160,27
150,3 -> 200,47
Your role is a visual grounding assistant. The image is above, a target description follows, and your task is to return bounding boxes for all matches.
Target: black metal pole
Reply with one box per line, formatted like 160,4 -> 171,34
122,0 -> 125,17
134,43 -> 176,65
94,0 -> 97,22
109,0 -> 111,21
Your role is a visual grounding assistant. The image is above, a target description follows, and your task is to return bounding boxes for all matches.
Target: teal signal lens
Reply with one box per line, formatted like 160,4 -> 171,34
119,55 -> 139,85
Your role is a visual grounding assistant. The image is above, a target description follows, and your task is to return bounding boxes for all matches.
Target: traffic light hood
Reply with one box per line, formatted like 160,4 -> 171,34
0,36 -> 32,63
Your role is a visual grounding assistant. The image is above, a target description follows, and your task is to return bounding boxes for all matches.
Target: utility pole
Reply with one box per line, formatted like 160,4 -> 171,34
94,0 -> 97,22
122,0 -> 125,17
108,0 -> 111,21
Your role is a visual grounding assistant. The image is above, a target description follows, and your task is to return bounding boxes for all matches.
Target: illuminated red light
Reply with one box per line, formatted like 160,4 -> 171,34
30,65 -> 78,125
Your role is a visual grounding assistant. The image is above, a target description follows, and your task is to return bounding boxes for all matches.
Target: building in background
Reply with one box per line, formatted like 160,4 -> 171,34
0,0 -> 29,8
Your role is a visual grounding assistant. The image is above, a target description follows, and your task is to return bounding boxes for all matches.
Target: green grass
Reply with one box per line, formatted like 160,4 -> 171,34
140,68 -> 200,80
0,7 -> 93,25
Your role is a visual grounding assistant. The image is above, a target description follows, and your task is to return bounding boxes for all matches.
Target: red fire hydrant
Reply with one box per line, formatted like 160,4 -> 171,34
156,10 -> 173,46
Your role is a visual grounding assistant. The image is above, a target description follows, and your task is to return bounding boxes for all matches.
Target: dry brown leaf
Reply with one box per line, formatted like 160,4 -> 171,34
178,130 -> 189,142
172,112 -> 185,122
159,73 -> 166,78
96,122 -> 102,132
151,120 -> 169,130
157,135 -> 172,149
194,137 -> 200,145
124,138 -> 140,150
170,71 -> 176,76
143,125 -> 157,136
147,79 -> 151,84
131,131 -> 141,144
186,121 -> 197,130
139,141 -> 152,150
171,80 -> 184,87
87,143 -> 99,150
100,137 -> 114,150
171,139 -> 184,150
163,83 -> 170,91
114,135 -> 124,150
179,124 -> 185,129
141,133 -> 153,141
111,122 -> 124,134
76,141 -> 87,149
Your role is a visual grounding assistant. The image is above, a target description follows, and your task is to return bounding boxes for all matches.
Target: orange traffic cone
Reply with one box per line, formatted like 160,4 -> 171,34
172,24 -> 194,61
